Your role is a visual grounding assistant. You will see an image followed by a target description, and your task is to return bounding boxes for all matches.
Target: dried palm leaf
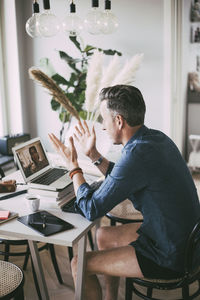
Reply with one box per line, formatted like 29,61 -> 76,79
29,67 -> 80,120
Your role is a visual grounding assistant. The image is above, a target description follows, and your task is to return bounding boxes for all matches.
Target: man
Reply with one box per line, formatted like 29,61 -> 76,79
49,85 -> 200,300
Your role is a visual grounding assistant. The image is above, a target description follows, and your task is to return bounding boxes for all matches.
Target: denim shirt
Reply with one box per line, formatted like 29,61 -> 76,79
75,125 -> 200,272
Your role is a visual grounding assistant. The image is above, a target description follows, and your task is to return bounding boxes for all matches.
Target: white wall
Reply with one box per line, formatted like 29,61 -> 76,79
18,0 -> 165,151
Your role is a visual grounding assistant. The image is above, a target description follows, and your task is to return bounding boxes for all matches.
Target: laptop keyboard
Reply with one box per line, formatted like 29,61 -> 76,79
32,168 -> 68,185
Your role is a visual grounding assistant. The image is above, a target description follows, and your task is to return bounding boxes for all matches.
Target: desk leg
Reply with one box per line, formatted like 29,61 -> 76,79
75,234 -> 87,300
28,241 -> 50,300
94,219 -> 101,251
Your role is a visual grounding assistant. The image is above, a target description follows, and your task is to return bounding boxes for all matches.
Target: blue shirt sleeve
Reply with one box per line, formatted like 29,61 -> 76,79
75,150 -> 148,220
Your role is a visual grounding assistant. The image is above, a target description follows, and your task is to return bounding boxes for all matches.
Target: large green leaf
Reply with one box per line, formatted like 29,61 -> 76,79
69,36 -> 82,52
68,72 -> 78,87
84,45 -> 97,53
59,51 -> 81,73
79,110 -> 88,120
59,111 -> 70,123
100,49 -> 122,56
52,73 -> 69,85
51,98 -> 60,111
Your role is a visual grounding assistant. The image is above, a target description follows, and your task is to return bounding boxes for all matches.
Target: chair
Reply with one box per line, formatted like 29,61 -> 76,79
106,199 -> 143,226
0,260 -> 24,300
0,167 -> 5,180
125,218 -> 200,300
0,239 -> 64,300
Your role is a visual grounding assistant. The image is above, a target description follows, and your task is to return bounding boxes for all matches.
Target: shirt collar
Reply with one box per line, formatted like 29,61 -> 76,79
123,125 -> 148,150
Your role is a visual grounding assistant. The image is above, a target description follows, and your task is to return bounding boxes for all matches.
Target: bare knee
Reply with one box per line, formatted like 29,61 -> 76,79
96,226 -> 115,250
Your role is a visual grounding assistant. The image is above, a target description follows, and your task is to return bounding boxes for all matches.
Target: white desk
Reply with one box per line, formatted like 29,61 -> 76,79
0,171 -> 98,300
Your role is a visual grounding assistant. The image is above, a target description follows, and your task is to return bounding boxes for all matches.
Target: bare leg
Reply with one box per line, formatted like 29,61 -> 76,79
71,222 -> 142,300
96,222 -> 142,300
71,254 -> 102,300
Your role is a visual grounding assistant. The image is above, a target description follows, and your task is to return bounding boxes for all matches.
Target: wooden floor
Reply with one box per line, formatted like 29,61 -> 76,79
0,173 -> 200,299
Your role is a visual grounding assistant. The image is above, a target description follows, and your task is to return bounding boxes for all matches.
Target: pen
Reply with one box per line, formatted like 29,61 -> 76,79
42,215 -> 46,229
0,189 -> 27,201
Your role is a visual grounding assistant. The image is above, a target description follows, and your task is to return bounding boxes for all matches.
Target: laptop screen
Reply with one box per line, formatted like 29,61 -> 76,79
14,139 -> 49,180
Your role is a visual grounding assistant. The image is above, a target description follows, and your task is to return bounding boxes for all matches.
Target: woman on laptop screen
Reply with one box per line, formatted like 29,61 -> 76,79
28,145 -> 48,173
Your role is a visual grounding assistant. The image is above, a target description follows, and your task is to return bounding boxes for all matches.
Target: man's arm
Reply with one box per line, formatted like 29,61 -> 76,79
87,149 -> 110,176
75,150 -> 147,221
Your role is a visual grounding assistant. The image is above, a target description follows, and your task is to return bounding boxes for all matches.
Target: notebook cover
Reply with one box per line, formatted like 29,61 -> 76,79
17,210 -> 74,236
0,210 -> 10,219
0,211 -> 18,224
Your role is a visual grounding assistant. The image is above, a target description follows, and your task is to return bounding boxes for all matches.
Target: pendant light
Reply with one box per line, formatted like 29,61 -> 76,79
37,0 -> 60,37
25,0 -> 41,38
100,0 -> 118,34
84,0 -> 103,35
62,1 -> 83,37
25,0 -> 119,38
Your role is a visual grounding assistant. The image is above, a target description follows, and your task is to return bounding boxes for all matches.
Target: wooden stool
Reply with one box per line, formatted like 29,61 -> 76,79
0,260 -> 24,300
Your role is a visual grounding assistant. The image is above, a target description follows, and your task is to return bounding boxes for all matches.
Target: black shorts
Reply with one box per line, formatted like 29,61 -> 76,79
133,249 -> 183,279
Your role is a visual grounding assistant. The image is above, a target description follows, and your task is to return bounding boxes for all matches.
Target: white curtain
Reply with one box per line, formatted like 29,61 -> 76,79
0,17 -> 7,136
0,0 -> 23,137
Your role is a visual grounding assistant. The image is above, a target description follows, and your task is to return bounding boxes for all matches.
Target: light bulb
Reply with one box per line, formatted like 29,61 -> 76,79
84,0 -> 103,35
25,1 -> 41,38
63,15 -> 83,37
62,1 -> 83,37
100,11 -> 118,34
37,0 -> 60,37
38,11 -> 60,37
100,0 -> 118,34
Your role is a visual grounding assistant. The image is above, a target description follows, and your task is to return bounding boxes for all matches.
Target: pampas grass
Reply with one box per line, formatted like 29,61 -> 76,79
87,53 -> 144,122
84,50 -> 103,119
29,67 -> 80,120
99,53 -> 121,89
112,53 -> 144,85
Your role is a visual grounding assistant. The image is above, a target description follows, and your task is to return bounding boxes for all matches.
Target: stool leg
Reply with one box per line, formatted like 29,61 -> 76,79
125,278 -> 133,300
87,230 -> 94,250
111,219 -> 116,226
147,287 -> 153,297
48,244 -> 63,284
14,287 -> 25,300
23,245 -> 30,270
4,243 -> 10,261
182,284 -> 189,299
31,258 -> 42,300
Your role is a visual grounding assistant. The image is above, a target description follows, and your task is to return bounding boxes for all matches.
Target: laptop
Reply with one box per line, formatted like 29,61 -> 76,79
12,137 -> 72,191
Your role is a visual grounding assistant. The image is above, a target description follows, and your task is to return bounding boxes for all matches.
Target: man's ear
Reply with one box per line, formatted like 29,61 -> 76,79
115,114 -> 124,129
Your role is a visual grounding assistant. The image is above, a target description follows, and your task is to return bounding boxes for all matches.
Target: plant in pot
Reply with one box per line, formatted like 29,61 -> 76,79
29,36 -> 143,157
29,36 -> 122,143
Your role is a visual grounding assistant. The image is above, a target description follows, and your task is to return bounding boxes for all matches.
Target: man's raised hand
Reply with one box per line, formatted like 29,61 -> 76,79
73,120 -> 97,158
48,133 -> 78,170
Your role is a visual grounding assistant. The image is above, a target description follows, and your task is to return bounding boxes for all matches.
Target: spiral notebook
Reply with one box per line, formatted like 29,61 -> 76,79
17,210 -> 74,236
